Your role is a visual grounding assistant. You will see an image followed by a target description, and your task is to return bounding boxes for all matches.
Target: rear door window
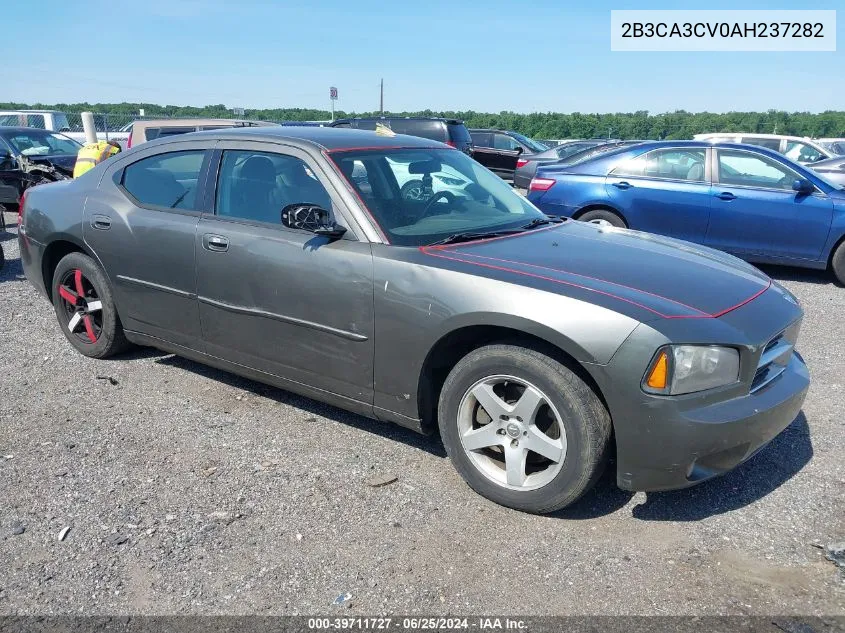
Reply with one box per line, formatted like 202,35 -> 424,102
612,149 -> 707,181
122,150 -> 207,210
493,134 -> 520,151
783,141 -> 824,164
398,120 -> 447,142
470,132 -> 493,147
741,137 -> 781,151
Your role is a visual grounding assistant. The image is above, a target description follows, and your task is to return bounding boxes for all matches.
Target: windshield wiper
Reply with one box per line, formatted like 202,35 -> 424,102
428,217 -> 565,247
521,216 -> 565,230
428,230 -> 523,246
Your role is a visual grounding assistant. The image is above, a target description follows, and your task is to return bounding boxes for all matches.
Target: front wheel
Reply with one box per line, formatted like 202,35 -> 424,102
51,252 -> 130,358
438,344 -> 611,514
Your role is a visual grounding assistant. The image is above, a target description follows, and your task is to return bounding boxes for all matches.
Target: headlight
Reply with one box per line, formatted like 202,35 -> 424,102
643,345 -> 740,395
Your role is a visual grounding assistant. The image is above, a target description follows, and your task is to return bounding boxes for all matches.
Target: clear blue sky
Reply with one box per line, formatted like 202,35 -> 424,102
4,0 -> 842,113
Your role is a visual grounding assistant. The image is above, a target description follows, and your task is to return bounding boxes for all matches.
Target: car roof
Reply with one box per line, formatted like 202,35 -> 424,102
334,116 -> 461,124
0,109 -> 64,114
148,125 -> 452,151
694,132 -> 815,141
131,118 -> 276,127
0,126 -> 72,135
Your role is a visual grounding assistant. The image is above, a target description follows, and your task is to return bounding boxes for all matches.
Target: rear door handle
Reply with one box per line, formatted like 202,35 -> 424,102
203,234 -> 229,252
91,214 -> 111,230
716,192 -> 737,201
612,181 -> 633,190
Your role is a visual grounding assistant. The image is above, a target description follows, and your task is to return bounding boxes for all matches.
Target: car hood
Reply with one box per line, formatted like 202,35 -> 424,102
421,221 -> 771,322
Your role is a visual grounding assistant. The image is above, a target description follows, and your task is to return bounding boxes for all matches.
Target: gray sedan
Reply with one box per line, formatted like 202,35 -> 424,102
18,127 -> 809,513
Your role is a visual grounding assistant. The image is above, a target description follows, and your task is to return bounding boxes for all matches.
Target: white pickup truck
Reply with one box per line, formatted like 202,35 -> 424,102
0,110 -> 130,147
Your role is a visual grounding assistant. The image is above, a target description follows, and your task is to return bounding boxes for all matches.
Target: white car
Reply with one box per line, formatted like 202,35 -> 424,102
693,133 -> 832,164
0,110 -> 130,147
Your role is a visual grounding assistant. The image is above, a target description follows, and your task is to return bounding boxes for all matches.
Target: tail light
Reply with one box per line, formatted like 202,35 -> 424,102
516,158 -> 529,169
445,140 -> 456,148
18,189 -> 27,226
127,129 -> 133,149
528,178 -> 556,192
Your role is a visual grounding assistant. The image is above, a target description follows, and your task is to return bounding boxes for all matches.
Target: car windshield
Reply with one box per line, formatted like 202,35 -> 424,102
3,129 -> 80,156
510,132 -> 548,153
332,148 -> 547,246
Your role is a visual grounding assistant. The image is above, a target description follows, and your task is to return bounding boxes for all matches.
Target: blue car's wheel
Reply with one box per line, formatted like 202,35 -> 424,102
578,209 -> 626,228
831,241 -> 845,286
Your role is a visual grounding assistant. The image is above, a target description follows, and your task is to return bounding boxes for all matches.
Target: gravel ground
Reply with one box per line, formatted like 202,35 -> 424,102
1,214 -> 843,616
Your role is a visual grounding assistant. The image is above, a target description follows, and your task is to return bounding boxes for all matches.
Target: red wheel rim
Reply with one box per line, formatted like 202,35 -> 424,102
57,269 -> 103,344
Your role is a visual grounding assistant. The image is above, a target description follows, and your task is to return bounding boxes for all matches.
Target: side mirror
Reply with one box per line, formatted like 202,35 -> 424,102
792,179 -> 815,194
281,204 -> 346,239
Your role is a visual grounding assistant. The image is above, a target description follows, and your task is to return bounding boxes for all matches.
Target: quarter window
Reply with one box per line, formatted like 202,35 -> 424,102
717,150 -> 800,190
215,150 -> 333,224
612,149 -> 707,181
122,150 -> 206,210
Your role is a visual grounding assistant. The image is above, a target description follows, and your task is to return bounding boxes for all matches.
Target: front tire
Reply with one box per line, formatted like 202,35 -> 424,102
438,344 -> 611,514
831,240 -> 845,286
51,252 -> 130,358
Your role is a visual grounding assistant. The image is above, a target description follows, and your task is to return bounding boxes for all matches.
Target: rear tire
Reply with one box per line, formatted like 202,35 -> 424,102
438,344 -> 611,514
831,241 -> 845,286
577,208 -> 626,228
51,252 -> 130,359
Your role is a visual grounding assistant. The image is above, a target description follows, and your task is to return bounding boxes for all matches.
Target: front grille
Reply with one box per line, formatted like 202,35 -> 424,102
750,320 -> 800,393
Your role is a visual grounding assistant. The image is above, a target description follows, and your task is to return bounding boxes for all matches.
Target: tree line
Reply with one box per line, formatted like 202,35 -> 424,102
3,102 -> 844,140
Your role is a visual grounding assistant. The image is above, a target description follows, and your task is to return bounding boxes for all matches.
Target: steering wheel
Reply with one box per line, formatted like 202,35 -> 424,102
420,190 -> 457,218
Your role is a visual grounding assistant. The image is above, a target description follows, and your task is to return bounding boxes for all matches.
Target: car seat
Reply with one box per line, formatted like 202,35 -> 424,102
230,155 -> 279,223
686,163 -> 705,181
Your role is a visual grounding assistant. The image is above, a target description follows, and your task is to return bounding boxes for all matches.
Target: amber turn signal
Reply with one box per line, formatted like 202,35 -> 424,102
646,351 -> 669,390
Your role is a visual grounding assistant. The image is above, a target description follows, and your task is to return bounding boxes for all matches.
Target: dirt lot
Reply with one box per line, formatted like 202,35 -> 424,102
1,215 -> 843,615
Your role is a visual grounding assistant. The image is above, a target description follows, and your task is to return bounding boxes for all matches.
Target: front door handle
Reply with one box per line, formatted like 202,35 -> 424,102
203,234 -> 229,252
612,181 -> 633,190
91,214 -> 111,230
716,192 -> 737,201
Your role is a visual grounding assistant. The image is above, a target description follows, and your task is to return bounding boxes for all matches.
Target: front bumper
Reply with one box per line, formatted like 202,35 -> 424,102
590,287 -> 809,492
616,351 -> 808,491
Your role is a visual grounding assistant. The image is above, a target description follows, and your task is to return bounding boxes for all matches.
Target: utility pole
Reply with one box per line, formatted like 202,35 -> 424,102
379,78 -> 384,115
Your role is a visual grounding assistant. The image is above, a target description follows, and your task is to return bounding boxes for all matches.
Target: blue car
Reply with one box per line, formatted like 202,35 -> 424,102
527,140 -> 845,284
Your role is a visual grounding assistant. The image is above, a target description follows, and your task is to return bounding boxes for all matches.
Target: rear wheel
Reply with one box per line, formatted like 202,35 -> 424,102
577,208 -> 626,228
831,240 -> 845,286
51,252 -> 130,358
438,344 -> 611,514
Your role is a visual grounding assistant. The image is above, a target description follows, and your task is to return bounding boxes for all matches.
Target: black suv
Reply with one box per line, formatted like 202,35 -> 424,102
329,118 -> 473,155
469,129 -> 549,181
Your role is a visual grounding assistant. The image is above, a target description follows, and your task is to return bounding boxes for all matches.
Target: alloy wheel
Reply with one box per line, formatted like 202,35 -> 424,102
57,269 -> 103,344
457,375 -> 567,491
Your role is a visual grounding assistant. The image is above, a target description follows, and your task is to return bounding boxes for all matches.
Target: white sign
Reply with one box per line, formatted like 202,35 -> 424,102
611,10 -> 836,52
